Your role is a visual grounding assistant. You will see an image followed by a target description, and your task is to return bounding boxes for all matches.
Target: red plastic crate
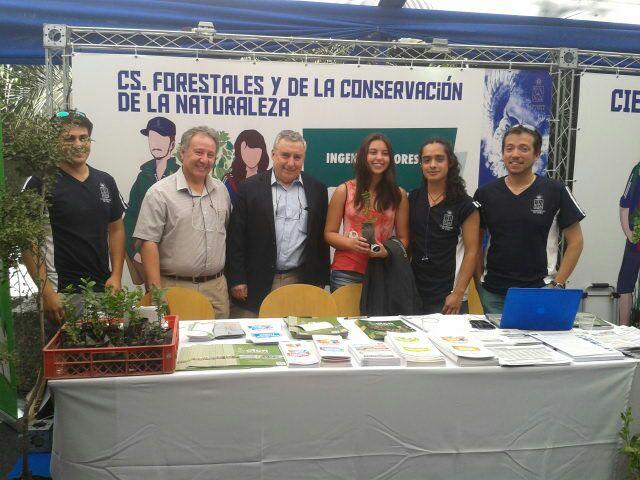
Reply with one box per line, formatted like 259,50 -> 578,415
43,315 -> 179,379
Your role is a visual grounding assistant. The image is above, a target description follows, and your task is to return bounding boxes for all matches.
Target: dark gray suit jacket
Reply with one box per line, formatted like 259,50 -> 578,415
226,169 -> 330,312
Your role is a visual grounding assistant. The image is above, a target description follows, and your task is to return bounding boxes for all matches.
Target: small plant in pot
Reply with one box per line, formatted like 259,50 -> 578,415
59,280 -> 171,349
360,190 -> 379,251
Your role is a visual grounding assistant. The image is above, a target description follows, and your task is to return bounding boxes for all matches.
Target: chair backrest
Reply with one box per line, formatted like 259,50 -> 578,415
468,278 -> 484,315
140,286 -> 215,320
331,283 -> 362,317
259,284 -> 338,318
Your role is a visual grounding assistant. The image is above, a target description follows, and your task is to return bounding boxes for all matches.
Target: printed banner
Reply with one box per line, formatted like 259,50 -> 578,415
0,135 -> 17,421
479,69 -> 552,185
72,53 -> 550,285
572,72 -> 640,322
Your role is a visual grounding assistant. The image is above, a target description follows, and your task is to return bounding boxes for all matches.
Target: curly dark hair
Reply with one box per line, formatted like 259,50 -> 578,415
353,133 -> 402,212
230,129 -> 270,183
418,138 -> 467,202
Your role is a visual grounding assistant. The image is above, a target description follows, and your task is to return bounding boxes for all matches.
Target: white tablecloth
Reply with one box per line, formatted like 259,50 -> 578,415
49,320 -> 638,480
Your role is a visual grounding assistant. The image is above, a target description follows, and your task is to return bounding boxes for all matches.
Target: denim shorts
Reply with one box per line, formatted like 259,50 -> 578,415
330,270 -> 364,292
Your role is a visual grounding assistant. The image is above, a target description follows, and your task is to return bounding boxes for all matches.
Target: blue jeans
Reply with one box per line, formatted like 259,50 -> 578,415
477,285 -> 506,314
330,270 -> 364,293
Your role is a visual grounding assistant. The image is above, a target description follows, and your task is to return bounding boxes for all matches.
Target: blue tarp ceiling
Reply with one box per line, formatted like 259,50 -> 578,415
2,0 -> 640,64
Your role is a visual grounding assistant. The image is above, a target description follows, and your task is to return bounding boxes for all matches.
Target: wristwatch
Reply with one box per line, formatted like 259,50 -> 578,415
550,280 -> 565,289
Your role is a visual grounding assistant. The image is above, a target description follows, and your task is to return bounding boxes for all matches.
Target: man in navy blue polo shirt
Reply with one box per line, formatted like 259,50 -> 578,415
22,110 -> 125,323
473,125 -> 585,314
617,162 -> 640,325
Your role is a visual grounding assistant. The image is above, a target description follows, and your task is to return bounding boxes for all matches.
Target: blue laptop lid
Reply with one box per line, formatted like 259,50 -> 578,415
499,288 -> 583,331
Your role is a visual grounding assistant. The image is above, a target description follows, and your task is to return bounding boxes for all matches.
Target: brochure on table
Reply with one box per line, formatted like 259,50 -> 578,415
176,317 -> 637,371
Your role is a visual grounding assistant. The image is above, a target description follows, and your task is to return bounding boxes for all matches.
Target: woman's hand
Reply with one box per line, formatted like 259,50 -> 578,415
346,234 -> 372,254
369,243 -> 388,258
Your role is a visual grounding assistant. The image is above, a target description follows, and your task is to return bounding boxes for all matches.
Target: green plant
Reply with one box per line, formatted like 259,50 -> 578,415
58,279 -> 169,348
213,130 -> 234,181
360,190 -> 380,223
620,407 -> 640,479
0,341 -> 14,364
1,112 -> 69,480
150,284 -> 169,322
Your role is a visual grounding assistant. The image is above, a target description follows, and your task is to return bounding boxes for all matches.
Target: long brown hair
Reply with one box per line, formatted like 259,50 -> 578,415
354,133 -> 402,212
419,138 -> 467,202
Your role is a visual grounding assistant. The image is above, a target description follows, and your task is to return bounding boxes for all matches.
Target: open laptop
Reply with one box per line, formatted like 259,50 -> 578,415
497,288 -> 583,331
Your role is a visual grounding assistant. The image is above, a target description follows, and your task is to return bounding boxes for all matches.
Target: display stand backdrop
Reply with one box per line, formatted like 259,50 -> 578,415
73,53 -> 490,193
73,52 -> 551,191
71,52 -> 550,285
572,72 -> 640,293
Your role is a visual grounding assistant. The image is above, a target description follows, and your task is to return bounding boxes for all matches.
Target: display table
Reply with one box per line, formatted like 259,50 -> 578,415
49,319 -> 638,480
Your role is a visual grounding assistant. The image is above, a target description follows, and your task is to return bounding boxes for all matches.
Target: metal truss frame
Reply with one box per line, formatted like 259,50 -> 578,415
42,24 -> 640,188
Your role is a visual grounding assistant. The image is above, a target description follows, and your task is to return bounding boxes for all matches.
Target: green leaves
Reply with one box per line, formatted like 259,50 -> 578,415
0,189 -> 48,268
619,407 -> 640,479
213,130 -> 234,181
60,279 -> 169,348
150,284 -> 168,322
0,113 -> 68,267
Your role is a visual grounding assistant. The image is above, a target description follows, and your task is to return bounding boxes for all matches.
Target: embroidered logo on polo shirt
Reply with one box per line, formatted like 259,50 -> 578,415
99,183 -> 112,203
441,210 -> 454,230
532,195 -> 545,214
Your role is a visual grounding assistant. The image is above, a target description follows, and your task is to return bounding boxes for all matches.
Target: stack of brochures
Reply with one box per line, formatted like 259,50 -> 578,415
580,326 -> 640,357
242,321 -> 286,344
176,343 -> 286,370
429,334 -> 498,366
348,343 -> 402,367
279,341 -> 320,367
185,321 -> 215,342
312,335 -> 352,367
185,321 -> 246,341
213,321 -> 245,339
355,317 -> 415,341
286,316 -> 348,339
384,331 -> 446,367
487,345 -> 571,366
531,332 -> 625,362
472,330 -> 542,348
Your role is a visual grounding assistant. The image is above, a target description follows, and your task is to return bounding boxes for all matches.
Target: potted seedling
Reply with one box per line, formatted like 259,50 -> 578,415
43,281 -> 177,379
359,190 -> 381,253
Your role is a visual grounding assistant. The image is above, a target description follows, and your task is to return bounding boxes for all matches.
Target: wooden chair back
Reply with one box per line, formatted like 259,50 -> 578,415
140,286 -> 215,320
259,284 -> 338,318
331,283 -> 362,317
468,279 -> 484,315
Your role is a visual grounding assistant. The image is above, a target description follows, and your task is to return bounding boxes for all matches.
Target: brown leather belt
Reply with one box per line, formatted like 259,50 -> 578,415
171,271 -> 223,283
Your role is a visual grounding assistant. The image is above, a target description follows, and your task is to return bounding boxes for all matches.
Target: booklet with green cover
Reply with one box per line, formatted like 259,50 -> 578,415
176,343 -> 286,370
355,318 -> 415,341
286,316 -> 348,339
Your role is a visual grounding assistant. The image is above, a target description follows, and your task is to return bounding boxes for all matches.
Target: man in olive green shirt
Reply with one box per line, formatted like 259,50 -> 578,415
123,117 -> 179,284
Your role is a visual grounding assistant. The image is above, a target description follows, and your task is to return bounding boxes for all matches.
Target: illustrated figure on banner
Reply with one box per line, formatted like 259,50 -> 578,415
123,116 -> 180,284
222,129 -> 270,203
617,162 -> 640,325
479,70 -> 551,185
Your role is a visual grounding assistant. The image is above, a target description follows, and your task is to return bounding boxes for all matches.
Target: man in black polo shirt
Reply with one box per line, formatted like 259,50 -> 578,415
473,125 -> 585,314
22,110 -> 125,323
